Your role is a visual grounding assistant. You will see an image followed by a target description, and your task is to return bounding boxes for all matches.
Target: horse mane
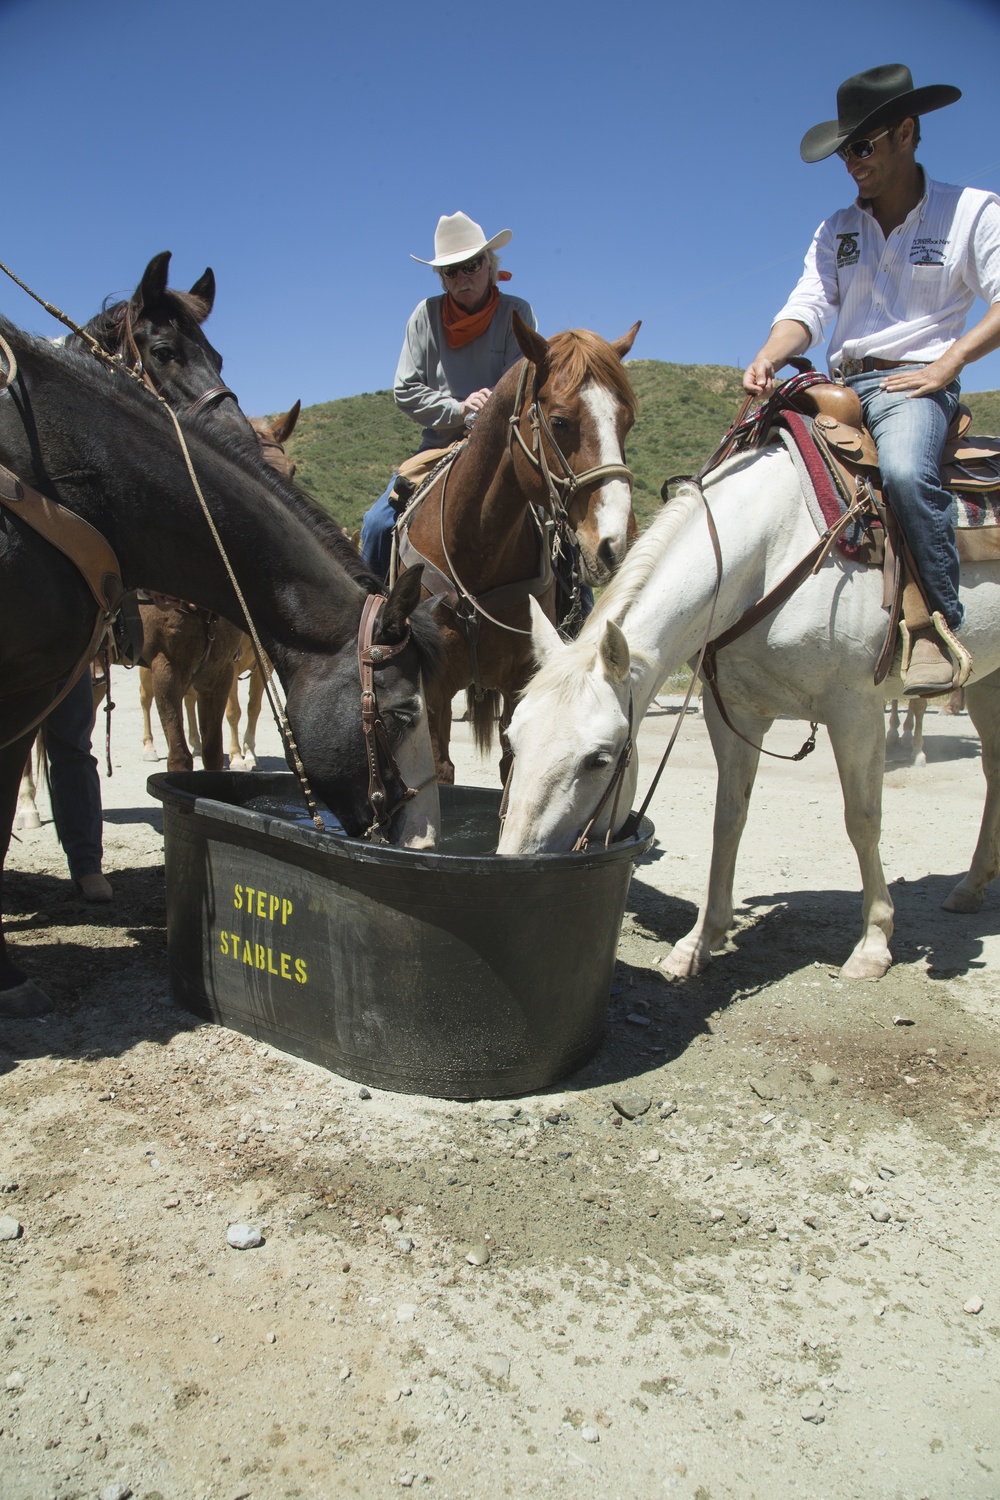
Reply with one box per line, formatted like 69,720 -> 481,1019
73,287 -> 214,356
545,329 -> 638,419
585,481 -> 704,629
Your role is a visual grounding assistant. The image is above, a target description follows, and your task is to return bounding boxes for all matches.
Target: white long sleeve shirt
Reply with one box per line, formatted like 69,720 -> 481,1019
393,291 -> 537,442
773,174 -> 1000,374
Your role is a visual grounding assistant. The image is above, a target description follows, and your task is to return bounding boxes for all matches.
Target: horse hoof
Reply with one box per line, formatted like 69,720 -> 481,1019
15,810 -> 41,831
243,753 -> 257,771
839,952 -> 892,980
0,980 -> 54,1018
142,747 -> 159,762
942,886 -> 983,914
229,755 -> 246,771
660,945 -> 703,979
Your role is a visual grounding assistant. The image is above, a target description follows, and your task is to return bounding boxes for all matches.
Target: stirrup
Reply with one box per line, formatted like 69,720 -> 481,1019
898,612 -> 973,691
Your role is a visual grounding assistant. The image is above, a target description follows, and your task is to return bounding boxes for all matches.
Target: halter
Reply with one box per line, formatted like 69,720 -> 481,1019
357,593 -> 435,841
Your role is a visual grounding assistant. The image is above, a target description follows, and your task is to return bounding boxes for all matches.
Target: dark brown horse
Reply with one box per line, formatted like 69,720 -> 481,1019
399,314 -> 639,783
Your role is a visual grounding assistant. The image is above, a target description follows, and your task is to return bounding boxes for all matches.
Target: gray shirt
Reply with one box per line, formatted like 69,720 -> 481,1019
393,291 -> 537,444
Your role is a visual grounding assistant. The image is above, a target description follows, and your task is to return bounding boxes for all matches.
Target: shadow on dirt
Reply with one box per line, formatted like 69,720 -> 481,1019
0,864 -> 196,1076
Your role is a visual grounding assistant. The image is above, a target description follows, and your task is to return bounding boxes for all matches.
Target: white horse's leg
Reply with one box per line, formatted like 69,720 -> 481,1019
826,704 -> 894,979
662,691 -> 765,978
139,665 -> 159,762
15,740 -> 41,831
226,670 -> 245,770
942,673 -> 1000,913
242,663 -> 267,771
184,690 -> 202,758
911,698 -> 927,767
886,699 -> 902,749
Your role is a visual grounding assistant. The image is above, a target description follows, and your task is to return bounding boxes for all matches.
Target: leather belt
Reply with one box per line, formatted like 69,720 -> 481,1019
837,357 -> 923,377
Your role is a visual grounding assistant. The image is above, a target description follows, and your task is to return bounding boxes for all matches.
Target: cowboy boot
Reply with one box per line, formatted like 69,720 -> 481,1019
900,613 -> 973,698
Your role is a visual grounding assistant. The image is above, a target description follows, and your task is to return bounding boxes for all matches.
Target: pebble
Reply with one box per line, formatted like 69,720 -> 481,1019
891,1015 -> 915,1026
878,1166 -> 896,1181
396,1303 -> 417,1323
625,1013 -> 651,1027
464,1245 -> 491,1266
99,1486 -> 133,1500
709,1208 -> 725,1223
800,1397 -> 825,1424
0,1178 -> 17,1193
266,1332 -> 276,1344
226,1223 -> 263,1250
807,1063 -> 838,1087
5,1370 -> 25,1390
396,1236 -> 415,1254
339,1366 -> 351,1380
803,1214 -> 821,1230
849,1178 -> 870,1197
748,1077 -> 778,1101
382,1216 -> 403,1234
0,1216 -> 22,1241
612,1094 -> 651,1120
478,1352 -> 510,1382
644,1149 -> 661,1163
358,1087 -> 372,1099
869,1205 -> 891,1223
964,1296 -> 984,1315
659,1101 -> 678,1118
162,1196 -> 180,1209
581,1423 -> 601,1443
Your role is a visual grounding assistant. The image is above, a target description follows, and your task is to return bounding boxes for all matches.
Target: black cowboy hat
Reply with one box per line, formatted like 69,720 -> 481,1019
800,63 -> 961,163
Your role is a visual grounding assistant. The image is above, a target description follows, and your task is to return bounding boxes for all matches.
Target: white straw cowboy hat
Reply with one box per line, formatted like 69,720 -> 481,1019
411,212 -> 513,268
800,63 -> 961,163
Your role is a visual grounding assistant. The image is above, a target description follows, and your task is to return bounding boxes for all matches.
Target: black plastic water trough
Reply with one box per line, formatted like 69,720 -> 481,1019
148,772 -> 654,1099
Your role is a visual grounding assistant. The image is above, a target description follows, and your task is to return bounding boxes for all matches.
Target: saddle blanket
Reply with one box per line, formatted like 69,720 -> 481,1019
777,414 -> 1000,566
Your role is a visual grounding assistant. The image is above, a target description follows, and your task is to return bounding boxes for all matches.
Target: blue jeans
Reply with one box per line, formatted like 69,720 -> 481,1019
360,428 -> 446,580
45,670 -> 104,879
848,368 -> 963,630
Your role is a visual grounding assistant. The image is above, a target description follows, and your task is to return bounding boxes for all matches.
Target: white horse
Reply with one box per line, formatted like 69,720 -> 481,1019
497,442 -> 1000,980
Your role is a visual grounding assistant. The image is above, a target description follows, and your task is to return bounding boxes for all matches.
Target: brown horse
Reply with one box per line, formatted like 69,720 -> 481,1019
399,314 -> 639,783
138,403 -> 301,771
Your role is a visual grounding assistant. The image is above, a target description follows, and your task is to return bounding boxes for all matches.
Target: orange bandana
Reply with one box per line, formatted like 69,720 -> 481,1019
442,284 -> 501,350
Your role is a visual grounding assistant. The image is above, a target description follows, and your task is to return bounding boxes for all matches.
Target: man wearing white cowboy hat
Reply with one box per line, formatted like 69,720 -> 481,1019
744,64 -> 1000,695
360,211 -> 537,578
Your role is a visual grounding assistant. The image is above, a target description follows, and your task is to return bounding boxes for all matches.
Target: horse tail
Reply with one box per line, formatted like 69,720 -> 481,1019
465,688 -> 502,756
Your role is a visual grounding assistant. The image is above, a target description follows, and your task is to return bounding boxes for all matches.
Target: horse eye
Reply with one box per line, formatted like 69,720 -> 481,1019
151,343 -> 176,364
585,750 -> 613,770
550,415 -> 571,432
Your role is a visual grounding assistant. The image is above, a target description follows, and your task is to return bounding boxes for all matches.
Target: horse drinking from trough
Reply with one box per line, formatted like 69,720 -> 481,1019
497,438 -> 1000,980
397,313 -> 639,783
0,317 -> 440,1017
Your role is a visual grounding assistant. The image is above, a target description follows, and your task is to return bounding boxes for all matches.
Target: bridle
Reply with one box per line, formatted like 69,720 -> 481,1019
506,359 -> 634,519
121,300 -> 240,419
357,592 -> 435,841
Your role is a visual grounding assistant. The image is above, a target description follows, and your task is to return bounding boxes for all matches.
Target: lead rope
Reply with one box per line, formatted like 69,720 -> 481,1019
0,262 -> 325,830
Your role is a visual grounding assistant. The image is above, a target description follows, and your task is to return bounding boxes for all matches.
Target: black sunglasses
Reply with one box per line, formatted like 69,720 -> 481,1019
441,255 -> 485,279
836,128 -> 890,162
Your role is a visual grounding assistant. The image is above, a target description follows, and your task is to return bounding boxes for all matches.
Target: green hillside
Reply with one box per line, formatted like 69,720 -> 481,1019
279,363 -> 1000,535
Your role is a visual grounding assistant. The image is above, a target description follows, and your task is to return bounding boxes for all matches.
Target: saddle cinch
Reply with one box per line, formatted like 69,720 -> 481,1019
784,380 -> 1000,679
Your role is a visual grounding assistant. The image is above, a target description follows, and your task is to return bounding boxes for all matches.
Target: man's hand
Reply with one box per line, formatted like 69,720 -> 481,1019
881,351 -> 963,398
743,358 -> 779,396
461,387 -> 492,418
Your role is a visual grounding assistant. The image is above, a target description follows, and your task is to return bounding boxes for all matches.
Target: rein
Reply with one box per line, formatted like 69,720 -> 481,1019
356,593 -> 435,841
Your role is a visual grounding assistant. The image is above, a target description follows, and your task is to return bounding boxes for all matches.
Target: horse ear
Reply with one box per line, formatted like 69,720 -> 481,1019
271,400 -> 301,445
529,597 -> 563,666
513,311 -> 549,379
137,252 -> 172,309
610,322 -> 641,360
598,620 -> 631,684
379,566 -> 424,642
188,268 -> 216,319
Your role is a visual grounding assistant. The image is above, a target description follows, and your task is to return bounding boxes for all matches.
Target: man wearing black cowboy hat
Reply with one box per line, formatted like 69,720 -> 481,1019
744,64 -> 1000,695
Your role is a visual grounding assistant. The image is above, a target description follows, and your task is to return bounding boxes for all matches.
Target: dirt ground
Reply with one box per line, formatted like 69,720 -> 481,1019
2,673 -> 998,1500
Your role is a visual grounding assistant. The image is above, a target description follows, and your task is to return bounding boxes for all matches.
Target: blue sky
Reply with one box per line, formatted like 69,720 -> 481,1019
2,0 -> 999,416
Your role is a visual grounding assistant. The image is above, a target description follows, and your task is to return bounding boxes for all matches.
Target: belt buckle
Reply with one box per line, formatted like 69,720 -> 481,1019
839,357 -> 864,378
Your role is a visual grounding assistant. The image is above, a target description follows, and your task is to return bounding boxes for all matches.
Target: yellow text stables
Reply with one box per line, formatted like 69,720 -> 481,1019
219,882 -> 308,984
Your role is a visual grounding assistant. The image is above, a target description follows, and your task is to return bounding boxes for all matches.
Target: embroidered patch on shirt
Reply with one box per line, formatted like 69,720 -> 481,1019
835,233 -> 860,268
910,237 -> 947,266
